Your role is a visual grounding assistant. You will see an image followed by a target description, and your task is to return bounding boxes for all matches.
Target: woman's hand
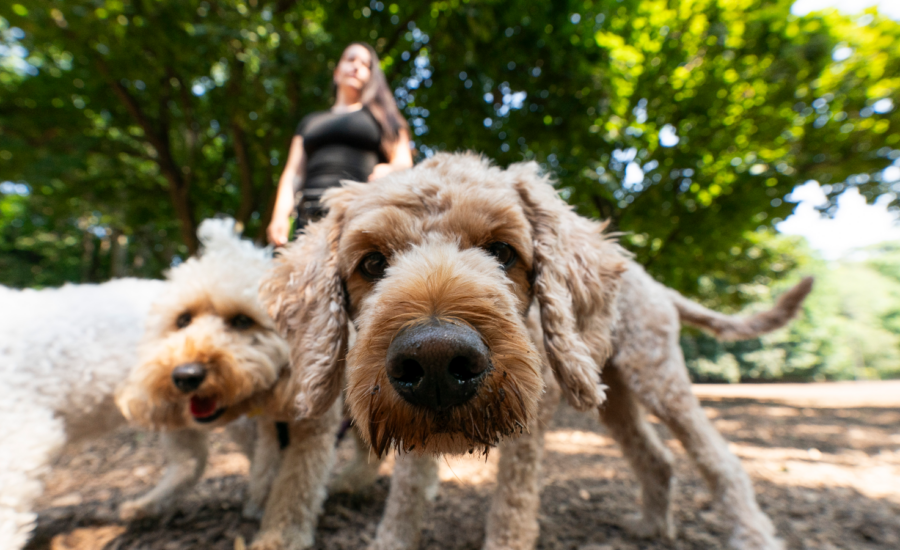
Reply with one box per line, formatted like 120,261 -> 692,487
267,215 -> 291,247
369,132 -> 414,181
368,162 -> 400,181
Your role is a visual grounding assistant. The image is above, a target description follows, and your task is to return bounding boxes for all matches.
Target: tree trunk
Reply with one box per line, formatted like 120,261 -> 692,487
232,119 -> 256,226
97,59 -> 198,253
161,169 -> 198,253
81,229 -> 96,283
110,230 -> 128,279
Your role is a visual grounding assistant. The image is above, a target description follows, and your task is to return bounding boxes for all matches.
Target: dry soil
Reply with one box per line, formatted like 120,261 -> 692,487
26,381 -> 900,550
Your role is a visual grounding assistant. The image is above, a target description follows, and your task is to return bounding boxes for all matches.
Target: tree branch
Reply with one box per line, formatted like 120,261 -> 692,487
589,193 -> 618,227
226,57 -> 256,225
171,71 -> 199,175
95,58 -> 198,252
380,7 -> 426,58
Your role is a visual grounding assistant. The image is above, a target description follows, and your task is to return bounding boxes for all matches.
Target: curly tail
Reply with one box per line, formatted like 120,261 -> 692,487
668,277 -> 813,341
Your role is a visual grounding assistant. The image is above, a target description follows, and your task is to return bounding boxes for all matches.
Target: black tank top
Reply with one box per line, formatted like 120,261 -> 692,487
295,107 -> 387,194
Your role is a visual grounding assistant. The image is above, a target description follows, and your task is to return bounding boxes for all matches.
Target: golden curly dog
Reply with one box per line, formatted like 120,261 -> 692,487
262,153 -> 811,550
118,219 -> 339,550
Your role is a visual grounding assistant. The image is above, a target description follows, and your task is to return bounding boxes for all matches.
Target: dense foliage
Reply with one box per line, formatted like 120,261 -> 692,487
683,234 -> 900,382
1,1 -> 899,379
2,0 -> 898,288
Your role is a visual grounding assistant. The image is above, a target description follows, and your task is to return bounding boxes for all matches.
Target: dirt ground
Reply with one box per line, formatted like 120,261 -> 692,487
27,381 -> 900,550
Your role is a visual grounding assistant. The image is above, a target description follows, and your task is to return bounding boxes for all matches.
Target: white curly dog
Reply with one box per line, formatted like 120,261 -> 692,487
0,273 -> 163,548
0,219 -> 298,549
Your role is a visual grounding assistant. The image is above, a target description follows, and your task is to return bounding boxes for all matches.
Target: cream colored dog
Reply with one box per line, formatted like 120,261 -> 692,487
262,153 -> 811,550
118,219 -> 340,550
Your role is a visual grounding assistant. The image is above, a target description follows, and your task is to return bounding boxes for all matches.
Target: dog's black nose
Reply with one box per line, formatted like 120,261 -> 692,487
171,363 -> 207,393
385,320 -> 490,411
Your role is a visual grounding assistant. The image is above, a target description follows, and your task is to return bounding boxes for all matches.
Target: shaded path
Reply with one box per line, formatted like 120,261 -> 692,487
29,382 -> 900,549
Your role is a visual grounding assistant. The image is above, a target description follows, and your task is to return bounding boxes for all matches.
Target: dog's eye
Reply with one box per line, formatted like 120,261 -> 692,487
176,312 -> 192,329
359,252 -> 388,280
486,242 -> 517,270
230,314 -> 255,330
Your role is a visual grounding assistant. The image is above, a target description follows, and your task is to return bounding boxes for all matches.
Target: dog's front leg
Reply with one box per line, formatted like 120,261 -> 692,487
329,425 -> 383,495
119,428 -> 208,521
484,371 -> 561,550
251,403 -> 340,550
369,452 -> 439,550
241,418 -> 284,520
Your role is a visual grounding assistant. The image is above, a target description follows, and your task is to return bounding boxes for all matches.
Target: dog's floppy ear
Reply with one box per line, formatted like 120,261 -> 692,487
508,161 -> 627,411
259,198 -> 350,418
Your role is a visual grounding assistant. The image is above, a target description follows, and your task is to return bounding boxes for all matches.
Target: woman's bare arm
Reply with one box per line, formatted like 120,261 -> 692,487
369,129 -> 414,181
267,135 -> 305,246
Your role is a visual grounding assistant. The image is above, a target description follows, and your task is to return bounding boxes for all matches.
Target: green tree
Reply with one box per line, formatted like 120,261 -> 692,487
682,233 -> 900,382
1,0 -> 898,290
407,0 -> 899,293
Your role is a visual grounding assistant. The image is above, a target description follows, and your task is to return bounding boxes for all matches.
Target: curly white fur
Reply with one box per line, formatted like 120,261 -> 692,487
0,277 -> 164,548
0,218 -> 276,549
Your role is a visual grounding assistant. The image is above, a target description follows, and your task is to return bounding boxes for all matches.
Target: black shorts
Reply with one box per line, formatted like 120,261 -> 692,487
295,197 -> 327,231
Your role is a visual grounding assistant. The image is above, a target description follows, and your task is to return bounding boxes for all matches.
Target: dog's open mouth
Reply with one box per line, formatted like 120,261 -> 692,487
190,395 -> 226,423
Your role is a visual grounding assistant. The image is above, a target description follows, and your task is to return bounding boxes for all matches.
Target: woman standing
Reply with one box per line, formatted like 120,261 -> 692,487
267,43 -> 413,246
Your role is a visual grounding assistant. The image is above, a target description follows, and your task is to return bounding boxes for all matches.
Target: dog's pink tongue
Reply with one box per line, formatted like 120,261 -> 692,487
190,396 -> 217,418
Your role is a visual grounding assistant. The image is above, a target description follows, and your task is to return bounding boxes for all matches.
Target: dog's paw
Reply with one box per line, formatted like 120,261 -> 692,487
328,461 -> 381,495
249,532 -> 284,550
251,528 -> 314,550
242,501 -> 264,521
621,513 -> 675,541
119,499 -> 158,522
727,523 -> 784,550
368,537 -> 417,550
424,474 -> 440,502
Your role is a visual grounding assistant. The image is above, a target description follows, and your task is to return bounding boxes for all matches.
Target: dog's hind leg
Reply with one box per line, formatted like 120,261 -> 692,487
242,418 -> 283,520
483,370 -> 561,550
0,407 -> 66,550
119,428 -> 208,521
610,272 -> 781,550
598,364 -> 675,540
251,404 -> 340,550
625,353 -> 781,550
369,452 -> 439,550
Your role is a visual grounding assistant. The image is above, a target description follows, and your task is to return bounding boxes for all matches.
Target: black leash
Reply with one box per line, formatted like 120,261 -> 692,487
275,421 -> 290,450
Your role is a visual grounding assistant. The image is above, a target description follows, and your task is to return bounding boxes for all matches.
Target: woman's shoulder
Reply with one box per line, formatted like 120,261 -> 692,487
357,105 -> 383,135
295,110 -> 330,136
360,104 -> 379,120
297,107 -> 381,136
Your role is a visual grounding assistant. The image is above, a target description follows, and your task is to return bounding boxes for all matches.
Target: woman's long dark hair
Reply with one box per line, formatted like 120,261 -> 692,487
338,42 -> 409,155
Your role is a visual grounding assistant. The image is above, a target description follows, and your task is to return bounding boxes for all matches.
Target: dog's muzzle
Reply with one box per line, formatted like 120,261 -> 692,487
171,362 -> 207,393
385,320 -> 491,412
